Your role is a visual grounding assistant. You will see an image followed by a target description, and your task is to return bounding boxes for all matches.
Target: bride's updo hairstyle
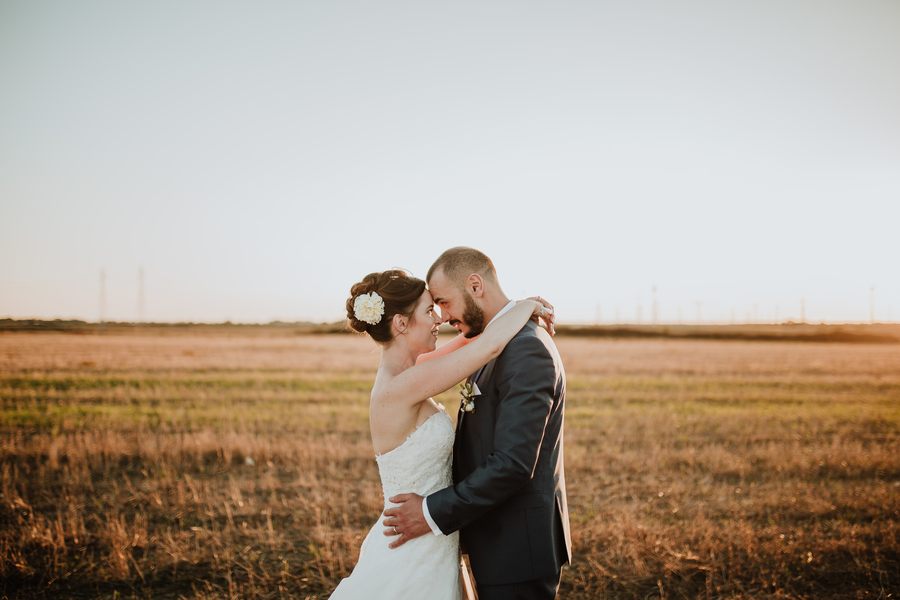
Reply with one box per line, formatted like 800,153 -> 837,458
346,270 -> 427,343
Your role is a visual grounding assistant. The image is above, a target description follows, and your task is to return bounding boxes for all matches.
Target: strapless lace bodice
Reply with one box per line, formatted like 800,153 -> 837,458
330,403 -> 461,600
375,406 -> 455,505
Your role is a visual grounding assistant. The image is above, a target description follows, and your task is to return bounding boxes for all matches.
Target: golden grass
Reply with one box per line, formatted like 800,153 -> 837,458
1,332 -> 898,599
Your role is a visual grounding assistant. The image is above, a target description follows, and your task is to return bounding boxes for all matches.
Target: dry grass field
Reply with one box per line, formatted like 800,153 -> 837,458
1,330 -> 898,599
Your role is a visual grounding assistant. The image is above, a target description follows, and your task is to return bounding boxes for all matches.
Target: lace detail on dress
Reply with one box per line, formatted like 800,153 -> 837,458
375,405 -> 455,506
329,403 -> 461,600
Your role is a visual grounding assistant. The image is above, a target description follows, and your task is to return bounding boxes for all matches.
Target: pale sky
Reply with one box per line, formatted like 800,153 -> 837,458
2,1 -> 899,324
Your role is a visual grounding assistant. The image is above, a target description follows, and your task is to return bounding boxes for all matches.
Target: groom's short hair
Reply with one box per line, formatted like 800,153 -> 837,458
427,247 -> 497,286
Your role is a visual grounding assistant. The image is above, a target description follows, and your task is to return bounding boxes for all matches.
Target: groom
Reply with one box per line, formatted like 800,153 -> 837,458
383,247 -> 571,599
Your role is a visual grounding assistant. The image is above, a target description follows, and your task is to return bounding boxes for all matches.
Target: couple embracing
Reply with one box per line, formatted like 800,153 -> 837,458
330,247 -> 571,600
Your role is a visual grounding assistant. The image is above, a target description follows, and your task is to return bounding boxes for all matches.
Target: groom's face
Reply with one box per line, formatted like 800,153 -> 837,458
427,269 -> 486,339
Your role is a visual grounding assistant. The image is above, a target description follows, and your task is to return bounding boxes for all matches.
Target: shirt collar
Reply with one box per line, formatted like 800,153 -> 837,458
485,300 -> 517,328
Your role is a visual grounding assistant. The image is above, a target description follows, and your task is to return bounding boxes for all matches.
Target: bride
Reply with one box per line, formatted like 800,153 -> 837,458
329,269 -> 552,600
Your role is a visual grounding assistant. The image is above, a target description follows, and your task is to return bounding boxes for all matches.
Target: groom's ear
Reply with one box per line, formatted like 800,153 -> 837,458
466,274 -> 485,298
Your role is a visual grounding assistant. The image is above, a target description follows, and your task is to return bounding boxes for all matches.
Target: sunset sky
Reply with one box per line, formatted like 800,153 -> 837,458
2,1 -> 898,324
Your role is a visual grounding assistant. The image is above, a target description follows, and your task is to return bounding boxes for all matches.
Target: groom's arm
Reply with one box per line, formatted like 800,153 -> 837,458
425,334 -> 555,535
422,498 -> 442,535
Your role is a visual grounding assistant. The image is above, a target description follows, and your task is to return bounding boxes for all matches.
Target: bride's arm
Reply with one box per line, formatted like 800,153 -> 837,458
415,333 -> 472,365
375,300 -> 545,408
415,297 -> 555,367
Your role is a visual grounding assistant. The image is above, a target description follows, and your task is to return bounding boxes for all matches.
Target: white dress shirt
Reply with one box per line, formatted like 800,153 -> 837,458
421,300 -> 517,536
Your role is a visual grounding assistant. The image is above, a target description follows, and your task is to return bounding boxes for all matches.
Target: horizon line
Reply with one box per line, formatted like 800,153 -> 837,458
3,316 -> 899,327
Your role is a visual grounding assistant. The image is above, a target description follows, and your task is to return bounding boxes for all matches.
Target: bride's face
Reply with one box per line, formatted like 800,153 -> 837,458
405,290 -> 442,354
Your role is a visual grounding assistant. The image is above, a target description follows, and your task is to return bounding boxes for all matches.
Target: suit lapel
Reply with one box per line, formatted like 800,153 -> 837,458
457,358 -> 496,431
474,360 -> 496,389
453,358 -> 499,483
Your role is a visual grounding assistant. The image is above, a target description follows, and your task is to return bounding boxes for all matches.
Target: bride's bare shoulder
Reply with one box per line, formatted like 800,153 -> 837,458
370,369 -> 398,405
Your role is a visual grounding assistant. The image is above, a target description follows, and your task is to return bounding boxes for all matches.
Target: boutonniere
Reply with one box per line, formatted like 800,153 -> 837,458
458,381 -> 481,413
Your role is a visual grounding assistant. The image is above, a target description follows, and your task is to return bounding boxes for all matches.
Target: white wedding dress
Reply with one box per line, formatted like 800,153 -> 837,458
330,404 -> 461,600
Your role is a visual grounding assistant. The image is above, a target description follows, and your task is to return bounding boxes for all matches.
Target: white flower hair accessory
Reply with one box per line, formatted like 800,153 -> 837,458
353,291 -> 385,326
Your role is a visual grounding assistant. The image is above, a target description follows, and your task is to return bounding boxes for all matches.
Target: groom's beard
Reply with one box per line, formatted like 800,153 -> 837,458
461,293 -> 486,339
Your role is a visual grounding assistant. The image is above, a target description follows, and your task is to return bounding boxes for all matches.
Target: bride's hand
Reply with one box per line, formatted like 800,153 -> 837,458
526,296 -> 556,336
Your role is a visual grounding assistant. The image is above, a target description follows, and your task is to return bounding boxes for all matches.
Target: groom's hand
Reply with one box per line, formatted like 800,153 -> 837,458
382,493 -> 429,549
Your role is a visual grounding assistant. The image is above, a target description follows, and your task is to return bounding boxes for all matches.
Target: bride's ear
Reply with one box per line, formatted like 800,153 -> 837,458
392,313 -> 409,336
